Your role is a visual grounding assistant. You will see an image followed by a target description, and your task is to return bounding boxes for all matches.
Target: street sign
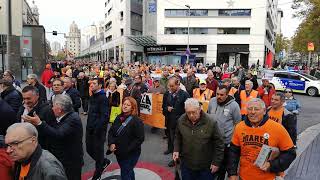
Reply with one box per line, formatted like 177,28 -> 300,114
308,42 -> 314,51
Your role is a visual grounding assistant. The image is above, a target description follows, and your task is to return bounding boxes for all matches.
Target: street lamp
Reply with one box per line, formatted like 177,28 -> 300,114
185,5 -> 191,64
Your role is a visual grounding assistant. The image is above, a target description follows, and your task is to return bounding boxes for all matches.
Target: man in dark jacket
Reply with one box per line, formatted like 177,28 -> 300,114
267,92 -> 297,145
63,77 -> 81,112
182,69 -> 198,96
162,77 -> 190,167
227,98 -> 296,180
127,75 -> 148,113
173,98 -> 225,179
22,94 -> 84,180
27,74 -> 47,103
86,78 -> 111,180
17,86 -> 56,149
5,123 -> 67,180
76,72 -> 90,115
0,79 -> 22,113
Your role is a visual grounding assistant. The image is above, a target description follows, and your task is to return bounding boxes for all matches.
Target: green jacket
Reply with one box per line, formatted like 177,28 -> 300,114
174,111 -> 225,170
160,77 -> 169,90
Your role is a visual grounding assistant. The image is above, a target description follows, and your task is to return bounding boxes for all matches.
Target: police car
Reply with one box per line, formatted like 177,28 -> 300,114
262,70 -> 320,96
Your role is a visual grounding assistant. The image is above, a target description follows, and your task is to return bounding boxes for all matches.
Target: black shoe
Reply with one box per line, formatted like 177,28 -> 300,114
92,159 -> 112,180
168,160 -> 175,167
164,150 -> 172,155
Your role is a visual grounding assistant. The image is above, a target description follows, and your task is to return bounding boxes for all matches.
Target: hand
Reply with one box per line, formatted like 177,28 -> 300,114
168,107 -> 173,112
210,164 -> 219,173
260,161 -> 271,171
229,176 -> 238,180
172,152 -> 179,162
109,144 -> 116,152
21,112 -> 41,125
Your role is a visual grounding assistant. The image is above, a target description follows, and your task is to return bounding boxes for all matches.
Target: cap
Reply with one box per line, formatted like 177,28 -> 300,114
153,77 -> 160,81
199,79 -> 207,85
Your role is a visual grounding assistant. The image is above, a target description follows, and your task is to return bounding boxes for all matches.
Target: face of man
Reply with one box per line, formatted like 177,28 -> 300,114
134,76 -> 142,84
271,95 -> 284,109
26,77 -> 36,86
154,80 -> 160,87
52,81 -> 64,94
262,79 -> 269,87
5,127 -> 37,162
199,83 -> 207,90
22,91 -> 39,109
247,102 -> 266,125
216,88 -> 228,103
207,72 -> 214,80
185,106 -> 201,123
223,81 -> 231,87
245,82 -> 253,91
163,71 -> 169,77
168,79 -> 179,93
63,79 -> 72,90
232,78 -> 239,86
3,72 -> 13,81
187,69 -> 192,77
90,80 -> 101,93
51,103 -> 64,117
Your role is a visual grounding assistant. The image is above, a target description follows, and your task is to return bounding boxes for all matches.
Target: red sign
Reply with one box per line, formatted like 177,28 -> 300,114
23,39 -> 29,45
308,42 -> 314,51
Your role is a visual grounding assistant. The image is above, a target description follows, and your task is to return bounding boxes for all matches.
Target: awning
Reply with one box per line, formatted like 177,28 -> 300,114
128,36 -> 157,46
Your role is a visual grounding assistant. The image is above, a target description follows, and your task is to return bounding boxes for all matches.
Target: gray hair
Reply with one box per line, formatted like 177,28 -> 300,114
247,98 -> 266,109
184,98 -> 201,109
52,94 -> 74,113
7,123 -> 38,138
274,92 -> 286,101
27,74 -> 38,80
245,80 -> 253,87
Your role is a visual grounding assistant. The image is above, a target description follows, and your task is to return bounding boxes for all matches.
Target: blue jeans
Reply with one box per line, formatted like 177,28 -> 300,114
117,152 -> 140,180
181,163 -> 214,180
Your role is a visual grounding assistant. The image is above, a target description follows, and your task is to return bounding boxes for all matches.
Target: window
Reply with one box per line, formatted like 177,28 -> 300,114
121,28 -> 124,36
105,35 -> 112,43
290,74 -> 301,80
274,73 -> 289,79
164,28 -> 209,34
217,28 -> 250,34
105,2 -> 107,7
218,9 -> 251,16
132,0 -> 142,4
105,21 -> 112,31
108,7 -> 112,15
120,11 -> 124,20
165,9 -> 208,17
105,13 -> 108,18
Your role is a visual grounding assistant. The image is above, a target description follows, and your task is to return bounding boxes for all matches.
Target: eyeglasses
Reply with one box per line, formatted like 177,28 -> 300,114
285,91 -> 292,93
5,136 -> 34,149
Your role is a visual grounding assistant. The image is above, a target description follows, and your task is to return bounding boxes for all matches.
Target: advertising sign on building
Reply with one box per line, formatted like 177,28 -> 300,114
148,0 -> 156,13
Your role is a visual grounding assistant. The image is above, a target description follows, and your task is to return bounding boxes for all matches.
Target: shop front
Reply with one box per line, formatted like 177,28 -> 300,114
217,44 -> 249,69
145,45 -> 207,65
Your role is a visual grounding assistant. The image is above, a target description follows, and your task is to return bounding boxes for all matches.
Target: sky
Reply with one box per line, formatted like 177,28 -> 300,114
28,0 -> 302,48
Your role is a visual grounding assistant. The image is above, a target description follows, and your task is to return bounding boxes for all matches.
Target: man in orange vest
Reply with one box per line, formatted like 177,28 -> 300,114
193,79 -> 214,102
240,80 -> 259,116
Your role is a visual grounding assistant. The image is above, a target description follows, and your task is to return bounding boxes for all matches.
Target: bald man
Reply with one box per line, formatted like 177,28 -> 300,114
5,123 -> 67,180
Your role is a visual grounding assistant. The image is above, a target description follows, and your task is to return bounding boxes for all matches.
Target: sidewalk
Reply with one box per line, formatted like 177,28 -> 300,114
285,123 -> 320,180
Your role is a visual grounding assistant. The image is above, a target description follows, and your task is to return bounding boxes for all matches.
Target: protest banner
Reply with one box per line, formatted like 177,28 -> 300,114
109,106 -> 121,123
140,93 -> 165,129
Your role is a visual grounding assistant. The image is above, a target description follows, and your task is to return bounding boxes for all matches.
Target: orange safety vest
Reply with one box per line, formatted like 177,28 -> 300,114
240,90 -> 259,115
193,88 -> 214,101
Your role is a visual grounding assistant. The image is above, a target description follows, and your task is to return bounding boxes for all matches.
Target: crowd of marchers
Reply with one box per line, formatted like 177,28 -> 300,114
0,60 -> 304,180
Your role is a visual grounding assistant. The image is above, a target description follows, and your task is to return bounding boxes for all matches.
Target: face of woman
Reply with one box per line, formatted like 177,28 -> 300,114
122,100 -> 132,114
284,90 -> 293,98
109,84 -> 116,91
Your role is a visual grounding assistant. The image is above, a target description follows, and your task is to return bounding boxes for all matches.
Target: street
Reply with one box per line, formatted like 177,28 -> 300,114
80,93 -> 320,179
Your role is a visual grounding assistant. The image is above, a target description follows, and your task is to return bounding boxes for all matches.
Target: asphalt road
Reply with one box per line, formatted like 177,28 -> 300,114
81,93 -> 320,176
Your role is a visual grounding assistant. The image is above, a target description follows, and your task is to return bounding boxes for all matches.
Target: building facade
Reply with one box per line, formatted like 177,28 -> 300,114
65,21 -> 81,58
143,0 -> 281,68
51,41 -> 61,56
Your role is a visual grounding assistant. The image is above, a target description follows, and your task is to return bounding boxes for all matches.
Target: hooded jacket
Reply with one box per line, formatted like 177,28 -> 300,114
208,95 -> 242,144
1,85 -> 22,113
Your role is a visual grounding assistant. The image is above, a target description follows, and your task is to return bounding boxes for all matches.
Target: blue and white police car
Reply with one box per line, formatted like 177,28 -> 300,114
262,70 -> 320,96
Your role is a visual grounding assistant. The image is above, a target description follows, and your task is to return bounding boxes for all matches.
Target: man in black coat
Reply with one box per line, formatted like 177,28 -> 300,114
22,94 -> 84,180
126,75 -> 148,114
0,79 -> 22,113
27,74 -> 47,103
76,72 -> 90,115
63,77 -> 81,112
17,86 -> 56,149
86,78 -> 111,180
0,99 -> 16,135
162,77 -> 190,167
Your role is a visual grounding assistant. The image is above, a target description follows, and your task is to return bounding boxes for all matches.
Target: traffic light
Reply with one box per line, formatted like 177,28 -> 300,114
52,31 -> 57,35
